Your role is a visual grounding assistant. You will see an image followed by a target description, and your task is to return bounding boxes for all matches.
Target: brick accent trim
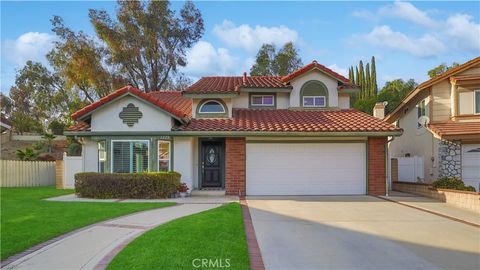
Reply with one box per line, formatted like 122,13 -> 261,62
241,199 -> 265,270
225,138 -> 246,196
368,137 -> 387,196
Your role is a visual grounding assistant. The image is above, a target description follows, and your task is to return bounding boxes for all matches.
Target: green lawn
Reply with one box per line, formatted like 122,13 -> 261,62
108,203 -> 249,270
0,186 -> 175,260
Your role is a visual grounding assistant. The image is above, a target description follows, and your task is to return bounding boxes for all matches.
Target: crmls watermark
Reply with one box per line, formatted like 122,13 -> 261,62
192,258 -> 231,268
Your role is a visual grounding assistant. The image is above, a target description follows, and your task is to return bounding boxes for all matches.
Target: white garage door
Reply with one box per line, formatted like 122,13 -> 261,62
246,142 -> 367,195
462,144 -> 480,190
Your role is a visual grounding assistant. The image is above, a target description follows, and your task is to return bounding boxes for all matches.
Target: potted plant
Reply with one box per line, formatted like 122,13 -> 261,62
178,183 -> 189,198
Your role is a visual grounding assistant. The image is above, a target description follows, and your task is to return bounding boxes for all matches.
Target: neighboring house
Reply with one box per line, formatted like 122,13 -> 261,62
384,57 -> 480,190
65,61 -> 401,196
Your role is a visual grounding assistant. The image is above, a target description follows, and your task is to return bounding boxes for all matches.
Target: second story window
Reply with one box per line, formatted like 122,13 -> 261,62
300,80 -> 329,107
199,100 -> 226,113
417,99 -> 427,128
251,95 -> 274,106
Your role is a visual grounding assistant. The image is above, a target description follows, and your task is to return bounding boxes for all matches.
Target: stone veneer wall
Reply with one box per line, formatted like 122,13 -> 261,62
438,140 -> 462,178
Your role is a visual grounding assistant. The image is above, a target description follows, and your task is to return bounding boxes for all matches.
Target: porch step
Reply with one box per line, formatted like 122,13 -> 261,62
191,189 -> 226,197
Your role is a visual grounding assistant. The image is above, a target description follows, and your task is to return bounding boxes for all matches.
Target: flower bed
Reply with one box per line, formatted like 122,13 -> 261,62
75,172 -> 181,199
392,181 -> 480,213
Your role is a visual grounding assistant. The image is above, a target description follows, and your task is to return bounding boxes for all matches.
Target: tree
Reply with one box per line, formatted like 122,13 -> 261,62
16,148 -> 39,161
10,111 -> 44,134
428,63 -> 460,78
250,44 -> 276,76
42,133 -> 56,154
0,93 -> 13,118
376,79 -> 417,115
370,56 -> 377,97
272,42 -> 303,76
48,16 -> 123,102
89,0 -> 204,92
250,42 -> 303,76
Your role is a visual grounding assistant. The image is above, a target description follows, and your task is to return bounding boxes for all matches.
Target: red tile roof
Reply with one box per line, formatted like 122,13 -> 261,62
183,76 -> 288,94
428,121 -> 480,138
281,61 -> 350,83
71,86 -> 191,121
176,109 -> 402,133
66,121 -> 90,132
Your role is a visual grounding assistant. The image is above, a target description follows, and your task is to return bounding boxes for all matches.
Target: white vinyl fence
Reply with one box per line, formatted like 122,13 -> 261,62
63,153 -> 83,188
396,156 -> 425,182
0,160 -> 56,187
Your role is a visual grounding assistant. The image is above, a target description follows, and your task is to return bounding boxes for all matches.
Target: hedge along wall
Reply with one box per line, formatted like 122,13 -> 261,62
75,172 -> 181,199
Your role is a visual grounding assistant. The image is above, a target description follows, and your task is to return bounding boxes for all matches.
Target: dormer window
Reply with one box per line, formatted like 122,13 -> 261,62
300,80 -> 329,108
199,100 -> 226,113
303,96 -> 326,107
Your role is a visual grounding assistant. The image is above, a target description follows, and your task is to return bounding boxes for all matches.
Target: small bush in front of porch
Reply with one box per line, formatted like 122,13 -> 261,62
432,177 -> 476,192
75,172 -> 181,199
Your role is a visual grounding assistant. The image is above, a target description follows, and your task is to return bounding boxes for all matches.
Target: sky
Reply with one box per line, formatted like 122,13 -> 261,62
1,1 -> 479,94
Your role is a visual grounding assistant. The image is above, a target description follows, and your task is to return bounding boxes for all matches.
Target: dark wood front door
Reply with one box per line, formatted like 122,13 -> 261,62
201,140 -> 224,188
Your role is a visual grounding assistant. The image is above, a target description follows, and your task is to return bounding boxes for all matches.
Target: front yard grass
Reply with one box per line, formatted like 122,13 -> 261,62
0,186 -> 175,260
108,203 -> 249,270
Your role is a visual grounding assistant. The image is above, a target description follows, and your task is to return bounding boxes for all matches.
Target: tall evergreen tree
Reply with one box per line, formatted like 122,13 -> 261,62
348,67 -> 354,84
359,60 -> 365,99
365,63 -> 371,99
370,56 -> 377,97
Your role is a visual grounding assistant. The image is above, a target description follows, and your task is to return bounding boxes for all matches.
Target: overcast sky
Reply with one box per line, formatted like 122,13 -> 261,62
1,0 -> 479,93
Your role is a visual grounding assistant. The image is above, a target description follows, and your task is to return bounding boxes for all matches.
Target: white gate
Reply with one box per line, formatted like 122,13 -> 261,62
396,156 -> 424,182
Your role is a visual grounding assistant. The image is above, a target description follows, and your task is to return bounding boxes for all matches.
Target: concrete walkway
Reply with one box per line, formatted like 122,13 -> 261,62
46,193 -> 238,204
382,191 -> 479,226
3,204 -> 220,270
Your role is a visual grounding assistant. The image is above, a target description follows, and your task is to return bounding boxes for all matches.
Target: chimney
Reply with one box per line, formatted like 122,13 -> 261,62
373,101 -> 388,119
242,72 -> 247,84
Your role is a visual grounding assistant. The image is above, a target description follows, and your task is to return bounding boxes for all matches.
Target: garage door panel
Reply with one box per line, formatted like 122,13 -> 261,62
246,143 -> 366,195
462,144 -> 480,190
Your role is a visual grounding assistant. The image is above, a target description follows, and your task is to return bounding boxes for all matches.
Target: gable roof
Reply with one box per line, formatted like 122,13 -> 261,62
183,76 -> 288,95
183,61 -> 352,95
281,61 -> 350,83
70,86 -> 192,121
384,56 -> 480,123
175,108 -> 401,134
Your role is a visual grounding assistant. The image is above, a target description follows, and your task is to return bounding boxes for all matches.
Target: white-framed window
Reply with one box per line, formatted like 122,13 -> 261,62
417,99 -> 427,128
98,141 -> 106,172
251,95 -> 275,106
158,140 -> 171,171
475,90 -> 480,115
111,140 -> 149,173
199,100 -> 226,113
303,96 -> 326,107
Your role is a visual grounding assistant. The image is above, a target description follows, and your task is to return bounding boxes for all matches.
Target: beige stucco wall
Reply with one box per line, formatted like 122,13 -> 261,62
91,96 -> 172,132
338,94 -> 350,109
288,70 -> 339,108
389,96 -> 440,182
81,138 -> 98,172
173,137 -> 196,190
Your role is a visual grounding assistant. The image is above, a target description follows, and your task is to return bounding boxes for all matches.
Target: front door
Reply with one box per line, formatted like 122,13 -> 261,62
201,140 -> 224,188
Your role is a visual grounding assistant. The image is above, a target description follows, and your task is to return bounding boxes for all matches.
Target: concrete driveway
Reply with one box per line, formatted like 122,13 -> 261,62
247,196 -> 480,270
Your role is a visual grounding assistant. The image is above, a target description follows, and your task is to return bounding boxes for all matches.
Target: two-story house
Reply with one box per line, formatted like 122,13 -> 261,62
65,61 -> 401,196
384,57 -> 480,190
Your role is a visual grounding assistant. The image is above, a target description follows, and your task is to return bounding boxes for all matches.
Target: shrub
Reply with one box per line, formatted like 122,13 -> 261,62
432,177 -> 476,192
67,142 -> 82,156
16,148 -> 39,161
48,120 -> 65,135
75,172 -> 181,199
32,141 -> 45,151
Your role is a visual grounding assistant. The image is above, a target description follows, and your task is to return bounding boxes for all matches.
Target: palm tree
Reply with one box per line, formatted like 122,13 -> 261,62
16,148 -> 39,161
42,133 -> 56,154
